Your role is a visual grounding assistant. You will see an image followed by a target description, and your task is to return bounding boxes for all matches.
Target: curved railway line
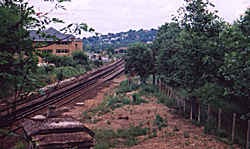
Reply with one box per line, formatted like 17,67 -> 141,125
0,59 -> 125,128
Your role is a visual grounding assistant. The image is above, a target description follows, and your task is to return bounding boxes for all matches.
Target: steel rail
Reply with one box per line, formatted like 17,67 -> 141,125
0,59 -> 123,114
0,60 -> 124,128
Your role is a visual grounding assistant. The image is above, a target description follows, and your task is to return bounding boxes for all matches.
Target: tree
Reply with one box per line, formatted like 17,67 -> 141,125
155,0 -> 227,106
155,0 -> 249,112
0,0 -> 41,105
217,8 -> 250,110
154,22 -> 182,87
125,43 -> 154,84
72,51 -> 89,66
0,0 -> 94,119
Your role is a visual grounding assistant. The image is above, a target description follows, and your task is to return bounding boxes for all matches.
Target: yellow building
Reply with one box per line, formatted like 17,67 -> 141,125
30,27 -> 83,62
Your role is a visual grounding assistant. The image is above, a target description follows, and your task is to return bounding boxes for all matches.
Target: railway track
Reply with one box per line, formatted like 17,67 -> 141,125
0,59 -> 125,128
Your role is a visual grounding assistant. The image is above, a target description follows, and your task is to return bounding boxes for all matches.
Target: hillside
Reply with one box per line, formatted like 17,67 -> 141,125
82,29 -> 157,52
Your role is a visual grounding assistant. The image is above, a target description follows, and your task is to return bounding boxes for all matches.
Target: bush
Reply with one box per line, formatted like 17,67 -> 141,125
131,93 -> 148,105
46,55 -> 75,67
154,114 -> 168,130
140,84 -> 159,95
94,126 -> 149,148
116,80 -> 140,94
53,66 -> 80,79
72,51 -> 89,66
106,95 -> 130,110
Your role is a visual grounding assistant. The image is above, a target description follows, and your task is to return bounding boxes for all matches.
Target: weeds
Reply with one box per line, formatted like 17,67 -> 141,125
94,125 -> 149,148
154,114 -> 167,130
138,84 -> 159,97
131,93 -> 148,105
173,125 -> 179,132
116,80 -> 139,94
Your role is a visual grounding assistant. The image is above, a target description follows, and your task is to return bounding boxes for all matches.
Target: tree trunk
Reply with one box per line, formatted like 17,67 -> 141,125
232,113 -> 236,142
198,103 -> 201,123
247,120 -> 250,149
218,108 -> 222,129
152,73 -> 155,85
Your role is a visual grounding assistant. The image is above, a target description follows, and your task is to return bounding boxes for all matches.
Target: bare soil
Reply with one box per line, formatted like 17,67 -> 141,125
61,75 -> 240,149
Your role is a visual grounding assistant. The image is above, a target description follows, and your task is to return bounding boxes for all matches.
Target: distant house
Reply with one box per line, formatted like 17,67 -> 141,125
30,27 -> 83,62
114,47 -> 128,55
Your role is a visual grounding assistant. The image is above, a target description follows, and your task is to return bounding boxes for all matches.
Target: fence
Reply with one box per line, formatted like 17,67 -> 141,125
158,81 -> 250,149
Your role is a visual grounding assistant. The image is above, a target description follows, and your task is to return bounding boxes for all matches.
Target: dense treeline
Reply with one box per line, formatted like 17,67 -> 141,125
125,0 -> 249,114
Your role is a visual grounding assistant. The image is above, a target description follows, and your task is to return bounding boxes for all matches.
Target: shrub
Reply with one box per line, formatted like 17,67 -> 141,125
154,114 -> 168,130
116,80 -> 140,94
72,51 -> 89,66
53,66 -> 80,79
140,84 -> 159,95
131,93 -> 148,105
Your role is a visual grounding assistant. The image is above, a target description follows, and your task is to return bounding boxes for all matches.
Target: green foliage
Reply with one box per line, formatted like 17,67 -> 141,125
117,125 -> 149,139
154,114 -> 167,130
0,1 -> 41,99
0,1 -> 93,148
156,93 -> 175,108
94,125 -> 149,148
0,129 -> 19,137
125,43 -> 154,84
138,84 -> 159,97
72,51 -> 89,66
116,80 -> 140,94
105,95 -> 130,110
53,66 -> 80,79
46,55 -> 75,67
173,125 -> 179,132
131,93 -> 148,105
83,29 -> 157,52
94,129 -> 117,149
154,0 -> 250,113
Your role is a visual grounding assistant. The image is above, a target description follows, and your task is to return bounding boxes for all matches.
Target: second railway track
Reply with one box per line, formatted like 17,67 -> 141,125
0,59 -> 125,128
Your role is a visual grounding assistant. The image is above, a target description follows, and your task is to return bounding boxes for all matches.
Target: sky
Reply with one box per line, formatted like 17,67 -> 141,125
28,0 -> 250,36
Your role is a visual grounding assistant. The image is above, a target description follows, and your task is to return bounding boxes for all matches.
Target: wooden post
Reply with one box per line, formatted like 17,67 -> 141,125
167,88 -> 170,98
207,104 -> 210,123
218,108 -> 222,129
183,99 -> 186,114
190,101 -> 193,120
232,113 -> 236,142
198,103 -> 201,123
246,120 -> 250,149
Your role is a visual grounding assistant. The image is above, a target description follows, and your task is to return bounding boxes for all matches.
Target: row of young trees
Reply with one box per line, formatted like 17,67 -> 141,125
125,0 -> 249,114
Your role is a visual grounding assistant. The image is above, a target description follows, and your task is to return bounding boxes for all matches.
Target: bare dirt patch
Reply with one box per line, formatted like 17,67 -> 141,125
63,76 -> 240,149
62,75 -> 127,121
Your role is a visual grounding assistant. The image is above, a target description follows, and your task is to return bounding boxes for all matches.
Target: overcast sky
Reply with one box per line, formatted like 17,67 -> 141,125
28,0 -> 250,36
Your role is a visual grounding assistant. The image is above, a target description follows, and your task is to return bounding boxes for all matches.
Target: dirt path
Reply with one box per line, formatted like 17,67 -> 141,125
62,75 -> 239,149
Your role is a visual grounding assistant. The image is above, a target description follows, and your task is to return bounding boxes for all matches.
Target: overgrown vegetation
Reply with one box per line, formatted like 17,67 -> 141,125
124,0 -> 250,130
82,92 -> 148,120
116,79 -> 140,94
82,78 -> 167,149
37,51 -> 96,84
154,114 -> 168,130
0,0 -> 94,148
94,125 -> 150,149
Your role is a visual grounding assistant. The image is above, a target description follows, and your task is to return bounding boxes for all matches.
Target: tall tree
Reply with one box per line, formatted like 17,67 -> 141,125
0,0 -> 94,114
125,43 -> 154,84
